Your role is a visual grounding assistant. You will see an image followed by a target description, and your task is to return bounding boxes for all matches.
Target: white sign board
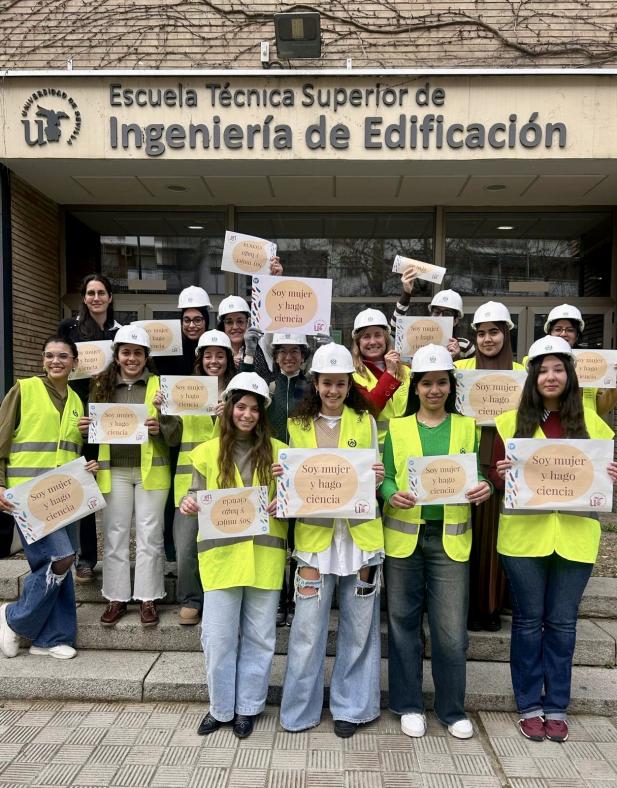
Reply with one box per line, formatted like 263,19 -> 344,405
88,403 -> 149,444
197,486 -> 270,540
407,453 -> 479,505
251,275 -> 332,335
221,230 -> 277,276
159,375 -> 219,415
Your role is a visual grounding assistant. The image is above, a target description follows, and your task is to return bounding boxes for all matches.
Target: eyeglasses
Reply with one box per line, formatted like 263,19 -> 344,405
430,308 -> 456,318
182,316 -> 205,326
551,326 -> 577,335
277,348 -> 301,356
85,290 -> 109,298
43,352 -> 73,361
223,318 -> 247,327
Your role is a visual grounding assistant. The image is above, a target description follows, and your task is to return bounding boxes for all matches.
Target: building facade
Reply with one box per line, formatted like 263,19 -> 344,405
0,1 -> 616,388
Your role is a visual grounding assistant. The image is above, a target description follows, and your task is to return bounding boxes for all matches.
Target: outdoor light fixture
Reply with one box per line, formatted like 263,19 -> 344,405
485,184 -> 506,191
497,225 -> 515,230
274,12 -> 321,59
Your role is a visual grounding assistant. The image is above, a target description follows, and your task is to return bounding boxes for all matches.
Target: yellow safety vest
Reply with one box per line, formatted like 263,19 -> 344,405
97,376 -> 171,494
192,436 -> 288,591
353,365 -> 410,454
7,377 -> 83,487
521,355 -> 598,412
383,413 -> 476,561
455,358 -> 525,371
287,407 -> 384,553
174,415 -> 219,506
495,408 -> 614,563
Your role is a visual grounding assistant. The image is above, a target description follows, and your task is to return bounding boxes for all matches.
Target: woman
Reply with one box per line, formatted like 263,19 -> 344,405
87,325 -> 180,627
381,344 -> 491,740
156,285 -> 211,376
170,329 -> 234,625
58,273 -> 121,584
351,308 -> 410,455
542,304 -> 617,416
0,336 -> 98,660
278,344 -> 384,739
455,302 -> 524,632
490,335 -> 617,743
180,372 -> 287,740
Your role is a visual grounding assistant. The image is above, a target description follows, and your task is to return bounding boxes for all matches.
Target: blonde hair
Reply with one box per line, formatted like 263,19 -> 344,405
352,325 -> 404,381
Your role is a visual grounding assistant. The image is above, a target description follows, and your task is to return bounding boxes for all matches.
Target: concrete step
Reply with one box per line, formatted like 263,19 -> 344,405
65,604 -> 617,666
3,649 -> 617,715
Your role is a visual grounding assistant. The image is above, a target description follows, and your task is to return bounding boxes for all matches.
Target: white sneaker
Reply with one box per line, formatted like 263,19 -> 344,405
29,644 -> 77,660
448,718 -> 474,739
0,604 -> 19,658
401,713 -> 427,738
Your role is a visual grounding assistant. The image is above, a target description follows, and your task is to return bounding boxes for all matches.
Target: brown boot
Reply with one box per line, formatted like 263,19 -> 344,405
100,601 -> 127,627
140,601 -> 159,627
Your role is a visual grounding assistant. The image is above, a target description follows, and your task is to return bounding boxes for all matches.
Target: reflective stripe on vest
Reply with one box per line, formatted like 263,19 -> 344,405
174,414 -> 217,506
190,436 -> 288,591
7,378 -> 83,487
383,413 -> 475,562
287,407 -> 383,553
96,376 -> 171,494
495,407 -> 613,563
353,365 -> 410,455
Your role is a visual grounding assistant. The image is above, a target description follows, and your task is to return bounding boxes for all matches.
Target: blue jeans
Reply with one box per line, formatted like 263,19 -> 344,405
501,552 -> 593,720
201,587 -> 279,722
385,521 -> 469,726
280,566 -> 382,731
7,523 -> 78,648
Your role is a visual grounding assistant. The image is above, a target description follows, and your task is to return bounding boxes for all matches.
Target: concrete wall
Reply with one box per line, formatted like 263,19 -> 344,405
10,175 -> 61,380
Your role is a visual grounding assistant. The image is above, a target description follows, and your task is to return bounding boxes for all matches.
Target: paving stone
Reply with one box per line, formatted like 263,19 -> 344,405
134,727 -> 173,746
109,763 -> 157,787
16,741 -> 61,763
187,767 -> 229,788
416,752 -> 458,774
90,744 -> 131,765
150,765 -> 194,787
344,772 -> 382,788
123,745 -> 165,764
195,747 -> 236,768
0,559 -> 29,600
65,728 -> 109,746
267,771 -> 306,788
0,651 -> 159,702
73,762 -> 118,786
32,761 -> 82,785
228,768 -> 268,788
234,747 -> 272,769
0,762 -> 42,783
379,750 -> 418,771
306,774 -> 344,788
308,749 -> 343,770
381,775 -> 423,788
51,744 -> 96,763
421,775 -> 464,787
159,746 -> 200,766
271,749 -> 307,769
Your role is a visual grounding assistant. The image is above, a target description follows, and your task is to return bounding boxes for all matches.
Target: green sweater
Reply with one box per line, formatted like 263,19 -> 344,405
380,415 -> 486,521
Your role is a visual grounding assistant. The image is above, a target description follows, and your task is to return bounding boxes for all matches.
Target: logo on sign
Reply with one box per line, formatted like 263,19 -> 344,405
21,89 -> 81,147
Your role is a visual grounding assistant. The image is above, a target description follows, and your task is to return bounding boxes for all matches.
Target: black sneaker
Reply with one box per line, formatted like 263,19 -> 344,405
276,603 -> 286,627
334,720 -> 358,738
233,714 -> 254,739
197,712 -> 223,736
286,602 -> 295,627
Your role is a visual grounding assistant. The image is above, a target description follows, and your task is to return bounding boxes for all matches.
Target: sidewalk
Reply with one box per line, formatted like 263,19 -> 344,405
1,700 -> 617,787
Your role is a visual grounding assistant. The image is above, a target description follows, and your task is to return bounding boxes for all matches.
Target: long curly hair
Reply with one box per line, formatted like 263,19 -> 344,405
217,390 -> 274,489
291,372 -> 377,430
89,344 -> 157,402
193,345 -> 235,389
515,353 -> 587,438
404,370 -> 459,416
351,325 -> 405,381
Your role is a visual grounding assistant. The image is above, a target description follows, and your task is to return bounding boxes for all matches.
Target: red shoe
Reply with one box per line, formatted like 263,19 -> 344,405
519,716 -> 545,741
545,719 -> 568,742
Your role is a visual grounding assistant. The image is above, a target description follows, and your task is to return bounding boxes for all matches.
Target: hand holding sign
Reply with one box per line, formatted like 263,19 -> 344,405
251,275 -> 332,335
455,369 -> 527,426
196,486 -> 269,540
392,255 -> 446,284
88,403 -> 149,444
159,375 -> 219,415
504,438 -> 614,511
221,231 -> 277,276
407,453 -> 479,505
395,316 -> 453,359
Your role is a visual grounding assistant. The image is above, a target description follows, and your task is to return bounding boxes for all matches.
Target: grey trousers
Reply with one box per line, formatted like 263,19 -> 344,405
172,509 -> 203,610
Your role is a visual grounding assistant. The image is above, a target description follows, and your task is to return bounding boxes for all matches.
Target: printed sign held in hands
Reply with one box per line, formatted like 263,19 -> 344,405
504,438 -> 613,511
6,458 -> 106,544
572,349 -> 617,388
277,448 -> 376,519
88,403 -> 149,444
197,486 -> 269,541
455,369 -> 527,426
70,340 -> 113,380
395,316 -> 453,359
251,275 -> 332,335
392,255 -> 446,284
221,231 -> 277,276
131,320 -> 182,357
159,375 -> 219,416
408,453 -> 478,505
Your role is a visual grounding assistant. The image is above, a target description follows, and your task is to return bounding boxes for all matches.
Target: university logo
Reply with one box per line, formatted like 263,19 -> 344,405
21,89 -> 81,147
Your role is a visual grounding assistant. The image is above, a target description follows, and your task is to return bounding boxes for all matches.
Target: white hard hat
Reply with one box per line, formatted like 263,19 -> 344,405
196,329 -> 232,355
471,301 -> 514,331
411,344 -> 454,373
310,343 -> 354,374
218,295 -> 250,318
178,286 -> 212,309
352,308 -> 389,337
429,289 -> 464,319
526,335 -> 573,366
221,372 -> 271,407
544,304 -> 585,334
271,331 -> 308,347
114,325 -> 151,349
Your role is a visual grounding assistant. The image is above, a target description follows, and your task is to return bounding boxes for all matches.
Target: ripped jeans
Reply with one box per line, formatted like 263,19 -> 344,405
280,561 -> 382,731
7,523 -> 78,648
